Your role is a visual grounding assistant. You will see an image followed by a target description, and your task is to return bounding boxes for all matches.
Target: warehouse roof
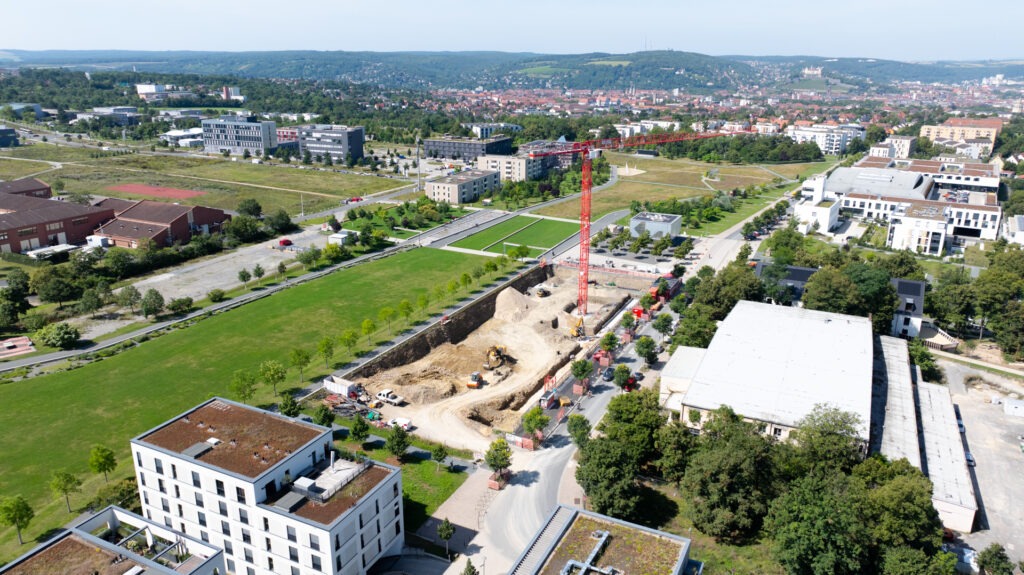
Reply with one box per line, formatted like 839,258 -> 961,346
679,301 -> 874,438
917,382 -> 977,513
826,167 -> 933,200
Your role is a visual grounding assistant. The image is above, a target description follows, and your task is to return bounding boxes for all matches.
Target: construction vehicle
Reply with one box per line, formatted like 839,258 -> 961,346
484,346 -> 508,370
536,287 -> 550,298
468,371 -> 483,389
569,316 -> 584,338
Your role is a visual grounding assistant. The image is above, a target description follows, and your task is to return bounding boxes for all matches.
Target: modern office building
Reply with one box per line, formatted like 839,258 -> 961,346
0,125 -> 18,147
297,125 -> 364,163
628,212 -> 681,239
508,505 -> 700,575
461,122 -> 522,139
519,139 -> 579,169
475,154 -> 545,182
424,135 -> 512,161
202,116 -> 278,156
784,123 -> 866,155
0,506 -> 226,575
131,398 -> 404,575
424,169 -> 500,205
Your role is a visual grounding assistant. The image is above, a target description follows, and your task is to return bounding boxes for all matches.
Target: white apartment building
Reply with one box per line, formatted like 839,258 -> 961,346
785,123 -> 866,155
462,122 -> 522,139
1003,215 -> 1024,246
131,398 -> 404,575
887,135 -> 917,159
425,169 -> 500,205
476,154 -> 545,182
202,116 -> 278,156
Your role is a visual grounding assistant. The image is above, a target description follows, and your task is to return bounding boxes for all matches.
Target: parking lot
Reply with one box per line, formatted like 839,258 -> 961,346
942,360 -> 1024,562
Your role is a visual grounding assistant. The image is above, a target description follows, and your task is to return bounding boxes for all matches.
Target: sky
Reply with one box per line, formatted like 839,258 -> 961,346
4,0 -> 1022,62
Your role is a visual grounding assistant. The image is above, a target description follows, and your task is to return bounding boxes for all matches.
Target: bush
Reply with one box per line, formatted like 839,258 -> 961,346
34,322 -> 80,349
207,289 -> 227,303
167,297 -> 194,315
21,313 -> 50,332
84,478 -> 140,513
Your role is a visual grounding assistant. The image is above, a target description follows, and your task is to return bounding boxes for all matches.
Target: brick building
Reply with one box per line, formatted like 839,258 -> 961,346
0,194 -> 114,253
94,200 -> 229,248
0,177 -> 51,198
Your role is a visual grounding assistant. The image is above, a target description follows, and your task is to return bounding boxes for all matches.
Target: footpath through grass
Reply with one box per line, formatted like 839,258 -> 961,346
0,248 -> 498,561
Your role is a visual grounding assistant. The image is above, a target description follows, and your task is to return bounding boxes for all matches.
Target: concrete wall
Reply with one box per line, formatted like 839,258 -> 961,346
345,265 -> 553,380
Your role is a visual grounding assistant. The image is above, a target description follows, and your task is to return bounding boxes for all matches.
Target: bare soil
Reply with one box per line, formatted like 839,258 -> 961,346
360,268 -> 629,453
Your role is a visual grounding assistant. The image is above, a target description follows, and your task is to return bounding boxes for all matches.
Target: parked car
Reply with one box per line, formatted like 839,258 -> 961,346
376,389 -> 405,406
957,419 -> 965,433
278,238 -> 293,247
601,367 -> 615,381
965,452 -> 976,467
388,417 -> 412,431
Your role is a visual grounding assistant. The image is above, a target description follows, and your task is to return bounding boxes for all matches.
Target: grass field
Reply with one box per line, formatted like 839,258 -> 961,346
450,216 -> 536,251
0,248 -> 502,561
696,188 -> 791,236
536,181 -> 709,220
492,219 -> 578,251
0,143 -> 100,162
0,158 -> 52,180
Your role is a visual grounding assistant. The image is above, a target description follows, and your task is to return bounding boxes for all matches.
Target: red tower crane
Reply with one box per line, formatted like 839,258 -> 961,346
528,130 -> 735,319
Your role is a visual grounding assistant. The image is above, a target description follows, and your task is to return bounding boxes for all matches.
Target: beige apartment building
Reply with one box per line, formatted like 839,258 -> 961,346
425,169 -> 500,205
476,154 -> 545,182
920,118 -> 1003,146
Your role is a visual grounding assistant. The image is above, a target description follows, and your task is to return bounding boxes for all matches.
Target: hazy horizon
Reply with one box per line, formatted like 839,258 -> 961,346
6,0 -> 1023,62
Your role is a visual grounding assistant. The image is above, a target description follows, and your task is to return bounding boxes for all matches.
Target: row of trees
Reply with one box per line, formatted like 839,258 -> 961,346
661,134 -> 823,164
572,391 -> 953,574
0,445 -> 117,545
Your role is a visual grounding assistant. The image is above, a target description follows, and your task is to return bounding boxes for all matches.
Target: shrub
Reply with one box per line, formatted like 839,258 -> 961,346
207,289 -> 227,303
34,322 -> 80,349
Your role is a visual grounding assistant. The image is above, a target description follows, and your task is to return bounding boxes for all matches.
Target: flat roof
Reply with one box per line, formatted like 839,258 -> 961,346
631,211 -> 682,224
266,464 -> 392,526
432,169 -> 498,185
918,382 -> 977,512
510,506 -> 692,575
425,135 -> 512,143
826,167 -> 932,201
0,532 -> 143,575
872,336 -> 921,468
137,398 -> 325,478
681,301 -> 873,437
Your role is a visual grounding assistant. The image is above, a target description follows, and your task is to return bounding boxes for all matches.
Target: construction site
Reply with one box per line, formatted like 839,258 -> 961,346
354,265 -> 637,453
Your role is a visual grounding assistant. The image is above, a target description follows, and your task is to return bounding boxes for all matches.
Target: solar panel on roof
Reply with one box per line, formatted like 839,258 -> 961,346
897,280 -> 923,298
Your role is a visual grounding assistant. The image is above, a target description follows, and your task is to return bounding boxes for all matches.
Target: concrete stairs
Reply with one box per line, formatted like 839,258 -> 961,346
509,506 -> 576,575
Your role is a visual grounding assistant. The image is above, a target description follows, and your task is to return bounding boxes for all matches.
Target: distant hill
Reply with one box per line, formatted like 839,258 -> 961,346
723,54 -> 1024,83
0,49 -> 756,90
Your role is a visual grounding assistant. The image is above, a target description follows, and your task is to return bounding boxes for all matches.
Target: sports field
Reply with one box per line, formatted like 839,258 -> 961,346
450,216 -> 577,254
0,248 -> 499,558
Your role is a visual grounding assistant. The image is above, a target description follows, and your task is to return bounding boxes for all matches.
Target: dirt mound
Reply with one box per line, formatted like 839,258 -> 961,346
494,287 -> 533,323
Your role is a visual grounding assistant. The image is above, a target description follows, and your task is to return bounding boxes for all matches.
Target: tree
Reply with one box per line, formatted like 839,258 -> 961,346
386,424 -> 411,461
0,496 -> 34,545
361,318 -> 376,344
265,209 -> 295,234
656,423 -> 695,486
462,558 -> 479,575
802,266 -> 862,315
259,360 -> 286,396
378,306 -> 397,335
599,331 -> 618,352
104,248 -> 134,280
230,369 -> 258,404
78,288 -> 103,318
89,444 -> 117,483
279,393 -> 301,417
289,348 -> 312,383
296,248 -> 318,270
350,414 -> 370,442
34,322 -> 80,349
252,264 -> 265,286
238,268 -> 252,288
140,288 -> 164,318
417,293 -> 430,314
974,267 -> 1021,339
620,313 -> 636,330
767,471 -> 869,575
484,438 -> 513,475
612,363 -> 632,389
908,339 -> 943,383
317,336 -> 335,368
437,517 -> 456,558
339,329 -> 359,356
50,470 -> 82,513
634,335 -> 657,365
117,285 -> 142,313
652,313 -> 674,339
223,214 -> 263,242
671,303 -> 717,348
430,443 -> 449,472
277,261 -> 287,277
793,405 -> 865,474
681,407 -> 774,542
575,437 -> 641,519
600,390 -> 665,464
570,359 -> 593,382
398,299 -> 414,323
522,406 -> 551,437
167,297 -> 193,315
312,404 -> 335,427
30,266 -> 79,308
207,288 -> 226,303
639,292 -> 657,311
567,414 -> 591,448
978,543 -> 1014,575
237,198 -> 263,218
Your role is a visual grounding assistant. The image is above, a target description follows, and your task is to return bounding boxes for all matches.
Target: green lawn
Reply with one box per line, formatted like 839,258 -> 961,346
341,205 -> 472,239
0,248 -> 506,561
694,188 -> 790,236
0,143 -> 100,162
0,158 -> 52,180
487,219 -> 578,251
450,216 -> 536,251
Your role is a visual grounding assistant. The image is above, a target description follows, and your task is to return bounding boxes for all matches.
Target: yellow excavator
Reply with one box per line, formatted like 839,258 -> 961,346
569,317 -> 584,338
484,346 -> 508,370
